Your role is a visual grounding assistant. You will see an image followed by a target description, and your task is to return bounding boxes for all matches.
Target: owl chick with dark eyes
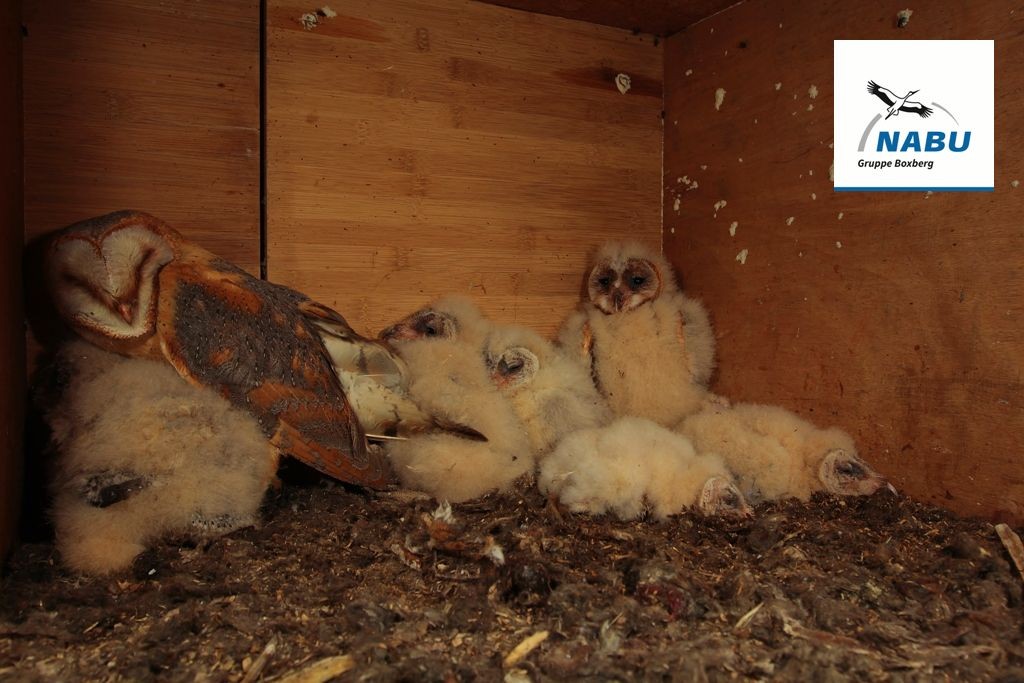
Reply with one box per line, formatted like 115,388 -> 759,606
483,324 -> 611,459
379,295 -> 495,348
559,241 -> 717,427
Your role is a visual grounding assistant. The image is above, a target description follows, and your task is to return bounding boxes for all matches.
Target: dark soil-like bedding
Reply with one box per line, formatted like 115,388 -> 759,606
2,480 -> 1024,682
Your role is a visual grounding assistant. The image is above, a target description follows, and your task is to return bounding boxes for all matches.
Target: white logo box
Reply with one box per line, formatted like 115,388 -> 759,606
833,40 -> 994,192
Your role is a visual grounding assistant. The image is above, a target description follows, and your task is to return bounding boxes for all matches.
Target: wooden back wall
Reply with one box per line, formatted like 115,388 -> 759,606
266,0 -> 663,337
664,0 -> 1024,523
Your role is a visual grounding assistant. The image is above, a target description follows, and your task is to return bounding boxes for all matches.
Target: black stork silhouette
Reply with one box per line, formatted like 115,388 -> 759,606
867,80 -> 934,119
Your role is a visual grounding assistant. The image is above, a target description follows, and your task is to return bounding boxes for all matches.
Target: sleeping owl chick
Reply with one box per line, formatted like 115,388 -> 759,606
42,341 -> 275,575
379,295 -> 495,349
383,335 -> 533,503
538,417 -> 751,520
678,403 -> 891,503
484,324 -> 612,459
558,241 -> 716,427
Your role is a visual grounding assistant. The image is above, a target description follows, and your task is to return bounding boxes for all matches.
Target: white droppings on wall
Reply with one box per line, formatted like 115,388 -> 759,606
786,216 -> 795,226
615,73 -> 632,95
774,82 -> 782,90
838,212 -> 844,220
925,190 -> 934,199
685,69 -> 693,76
715,88 -> 727,111
1012,180 -> 1020,188
713,200 -> 727,218
897,8 -> 913,27
700,165 -> 708,170
808,84 -> 819,99
807,104 -> 814,111
320,5 -> 337,17
810,193 -> 817,200
738,158 -> 743,163
736,249 -> 748,265
673,197 -> 681,213
829,163 -> 834,181
836,241 -> 843,249
729,222 -> 738,237
809,170 -> 814,176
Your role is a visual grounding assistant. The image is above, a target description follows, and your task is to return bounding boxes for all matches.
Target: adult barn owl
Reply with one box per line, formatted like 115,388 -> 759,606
45,210 -> 395,487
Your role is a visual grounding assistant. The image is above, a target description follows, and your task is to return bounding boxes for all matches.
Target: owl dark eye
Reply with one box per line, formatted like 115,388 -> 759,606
630,275 -> 647,288
836,461 -> 864,477
597,276 -> 611,287
499,357 -> 524,375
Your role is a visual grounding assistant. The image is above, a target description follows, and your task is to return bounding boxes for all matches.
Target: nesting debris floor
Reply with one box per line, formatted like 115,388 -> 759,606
2,484 -> 1024,681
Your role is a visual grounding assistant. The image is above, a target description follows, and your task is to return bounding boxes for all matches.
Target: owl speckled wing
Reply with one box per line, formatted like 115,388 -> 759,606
46,210 -> 393,488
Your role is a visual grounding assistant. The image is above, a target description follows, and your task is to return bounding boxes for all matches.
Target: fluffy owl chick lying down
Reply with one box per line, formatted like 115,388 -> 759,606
484,324 -> 612,459
42,341 -> 275,575
380,294 -> 495,348
678,403 -> 892,503
539,417 -> 752,520
384,336 -> 533,503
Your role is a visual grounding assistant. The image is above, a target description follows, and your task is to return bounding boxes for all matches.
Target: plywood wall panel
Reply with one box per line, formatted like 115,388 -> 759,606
22,0 -> 260,270
0,0 -> 25,565
267,0 -> 662,337
664,0 -> 1024,522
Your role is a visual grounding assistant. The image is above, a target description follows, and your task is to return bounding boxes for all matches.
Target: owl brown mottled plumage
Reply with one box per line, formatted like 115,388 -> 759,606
45,210 -> 393,488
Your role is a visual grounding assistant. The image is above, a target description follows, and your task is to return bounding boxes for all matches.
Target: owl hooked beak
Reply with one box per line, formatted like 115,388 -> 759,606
116,301 -> 134,324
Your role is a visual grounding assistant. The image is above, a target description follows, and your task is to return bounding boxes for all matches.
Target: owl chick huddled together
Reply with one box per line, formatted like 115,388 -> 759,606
40,341 -> 276,575
538,417 -> 752,520
378,297 -> 534,503
553,240 -> 892,510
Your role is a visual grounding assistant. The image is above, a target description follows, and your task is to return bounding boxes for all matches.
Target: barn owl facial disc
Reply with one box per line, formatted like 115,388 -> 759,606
487,346 -> 539,391
48,218 -> 175,342
379,310 -> 457,343
699,477 -> 753,518
819,450 -> 891,496
588,257 -> 663,314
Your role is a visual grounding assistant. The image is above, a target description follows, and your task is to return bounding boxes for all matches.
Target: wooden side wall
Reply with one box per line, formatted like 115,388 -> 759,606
1,0 -> 25,563
267,0 -> 663,337
664,0 -> 1024,522
22,0 -> 261,270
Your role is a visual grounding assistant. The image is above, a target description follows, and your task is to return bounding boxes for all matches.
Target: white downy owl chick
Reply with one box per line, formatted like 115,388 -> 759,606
483,323 -> 612,459
678,403 -> 892,503
558,241 -> 716,427
42,341 -> 275,575
538,417 -> 751,520
382,322 -> 532,503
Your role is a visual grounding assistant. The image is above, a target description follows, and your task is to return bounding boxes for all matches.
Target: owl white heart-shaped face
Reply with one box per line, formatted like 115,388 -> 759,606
699,476 -> 753,518
487,346 -> 539,393
818,449 -> 892,497
588,257 -> 663,315
48,224 -> 174,341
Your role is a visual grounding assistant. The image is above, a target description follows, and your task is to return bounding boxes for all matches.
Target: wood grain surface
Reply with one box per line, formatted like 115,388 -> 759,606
22,0 -> 260,270
664,0 -> 1024,522
267,0 -> 663,337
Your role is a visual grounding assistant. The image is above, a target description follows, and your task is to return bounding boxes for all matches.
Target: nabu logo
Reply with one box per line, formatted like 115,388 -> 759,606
862,80 -> 969,153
